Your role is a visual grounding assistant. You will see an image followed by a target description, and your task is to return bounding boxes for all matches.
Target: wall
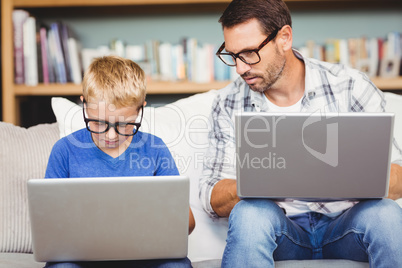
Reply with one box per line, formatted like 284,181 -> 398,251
43,10 -> 402,50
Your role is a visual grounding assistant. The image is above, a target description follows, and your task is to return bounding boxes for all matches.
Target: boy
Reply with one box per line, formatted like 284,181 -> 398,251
45,56 -> 195,268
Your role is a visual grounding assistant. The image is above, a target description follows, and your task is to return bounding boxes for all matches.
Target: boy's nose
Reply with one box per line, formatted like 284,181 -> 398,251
106,126 -> 118,139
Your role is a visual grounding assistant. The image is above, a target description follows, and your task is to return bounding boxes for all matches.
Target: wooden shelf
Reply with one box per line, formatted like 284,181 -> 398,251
13,77 -> 402,98
13,0 -> 229,7
13,81 -> 230,96
13,0 -> 402,9
371,77 -> 402,91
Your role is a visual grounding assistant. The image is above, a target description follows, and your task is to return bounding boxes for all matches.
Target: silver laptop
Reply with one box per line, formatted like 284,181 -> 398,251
27,176 -> 189,262
235,112 -> 394,200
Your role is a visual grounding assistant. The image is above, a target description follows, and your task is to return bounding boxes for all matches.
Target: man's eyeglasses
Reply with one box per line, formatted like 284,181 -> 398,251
216,28 -> 279,67
82,100 -> 143,136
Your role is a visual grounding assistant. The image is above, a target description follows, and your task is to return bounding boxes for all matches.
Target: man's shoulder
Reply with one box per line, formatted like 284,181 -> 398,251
215,77 -> 249,103
305,57 -> 365,81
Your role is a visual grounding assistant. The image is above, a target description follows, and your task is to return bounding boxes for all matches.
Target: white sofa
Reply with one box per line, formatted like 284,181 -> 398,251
1,89 -> 401,268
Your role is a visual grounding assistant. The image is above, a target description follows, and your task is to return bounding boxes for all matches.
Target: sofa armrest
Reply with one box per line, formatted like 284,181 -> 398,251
0,122 -> 59,253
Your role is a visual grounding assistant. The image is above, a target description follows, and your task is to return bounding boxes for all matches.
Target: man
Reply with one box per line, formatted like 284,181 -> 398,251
199,0 -> 402,267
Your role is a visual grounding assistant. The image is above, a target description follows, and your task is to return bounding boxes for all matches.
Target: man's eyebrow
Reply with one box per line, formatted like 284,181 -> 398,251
225,46 -> 257,54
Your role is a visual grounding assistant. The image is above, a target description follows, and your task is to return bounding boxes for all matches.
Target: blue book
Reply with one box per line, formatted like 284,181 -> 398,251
60,22 -> 72,82
50,22 -> 67,83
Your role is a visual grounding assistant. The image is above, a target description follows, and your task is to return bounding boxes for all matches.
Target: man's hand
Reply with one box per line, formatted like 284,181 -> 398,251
189,208 -> 195,234
388,163 -> 402,200
211,179 -> 241,218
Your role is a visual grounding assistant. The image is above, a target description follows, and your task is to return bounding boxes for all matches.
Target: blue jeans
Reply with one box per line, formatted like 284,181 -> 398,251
44,257 -> 192,268
222,199 -> 402,268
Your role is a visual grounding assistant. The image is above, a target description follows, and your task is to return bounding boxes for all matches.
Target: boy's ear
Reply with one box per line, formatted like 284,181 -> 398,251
143,101 -> 147,107
80,95 -> 84,102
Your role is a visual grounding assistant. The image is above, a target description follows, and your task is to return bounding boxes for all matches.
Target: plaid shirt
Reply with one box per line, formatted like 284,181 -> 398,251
200,51 -> 402,218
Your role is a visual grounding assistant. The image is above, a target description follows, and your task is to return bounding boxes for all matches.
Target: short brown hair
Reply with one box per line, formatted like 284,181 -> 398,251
219,0 -> 292,35
82,55 -> 146,109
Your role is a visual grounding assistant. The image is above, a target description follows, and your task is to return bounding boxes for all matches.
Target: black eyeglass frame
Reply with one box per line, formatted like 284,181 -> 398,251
82,99 -> 143,136
216,28 -> 279,67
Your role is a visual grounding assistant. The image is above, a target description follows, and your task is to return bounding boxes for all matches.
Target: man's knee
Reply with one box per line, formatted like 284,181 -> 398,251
357,199 -> 400,216
232,198 -> 282,214
229,199 -> 286,227
350,199 -> 402,228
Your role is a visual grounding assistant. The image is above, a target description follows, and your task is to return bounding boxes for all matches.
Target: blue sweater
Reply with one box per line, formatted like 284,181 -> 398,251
45,129 -> 179,178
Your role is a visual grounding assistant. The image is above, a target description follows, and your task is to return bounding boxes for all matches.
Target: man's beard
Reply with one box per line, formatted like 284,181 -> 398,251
241,48 -> 286,93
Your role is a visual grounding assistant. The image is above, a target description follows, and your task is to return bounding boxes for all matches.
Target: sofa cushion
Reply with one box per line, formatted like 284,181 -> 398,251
0,122 -> 59,253
51,97 -> 86,137
0,253 -> 44,268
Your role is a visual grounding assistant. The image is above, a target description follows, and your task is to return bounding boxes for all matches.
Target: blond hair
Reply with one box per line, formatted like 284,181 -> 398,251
82,55 -> 146,109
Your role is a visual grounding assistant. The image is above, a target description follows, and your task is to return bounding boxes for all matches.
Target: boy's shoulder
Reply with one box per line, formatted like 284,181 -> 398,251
62,128 -> 90,142
133,130 -> 166,147
53,128 -> 92,149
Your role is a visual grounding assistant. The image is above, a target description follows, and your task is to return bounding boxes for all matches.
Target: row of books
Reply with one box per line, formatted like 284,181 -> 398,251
12,10 -> 237,86
13,9 -> 401,86
81,39 -> 238,84
13,10 -> 83,86
298,32 -> 402,78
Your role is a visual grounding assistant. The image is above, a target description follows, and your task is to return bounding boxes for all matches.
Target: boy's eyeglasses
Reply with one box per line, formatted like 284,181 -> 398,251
82,100 -> 143,136
216,28 -> 279,67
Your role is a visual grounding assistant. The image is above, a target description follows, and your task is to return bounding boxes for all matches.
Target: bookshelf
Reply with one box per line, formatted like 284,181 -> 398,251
2,0 -> 402,125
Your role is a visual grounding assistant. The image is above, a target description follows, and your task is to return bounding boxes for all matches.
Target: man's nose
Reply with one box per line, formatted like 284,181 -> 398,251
236,58 -> 251,76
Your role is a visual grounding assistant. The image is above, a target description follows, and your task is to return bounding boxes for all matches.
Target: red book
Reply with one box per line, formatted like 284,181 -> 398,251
377,38 -> 384,76
40,27 -> 49,84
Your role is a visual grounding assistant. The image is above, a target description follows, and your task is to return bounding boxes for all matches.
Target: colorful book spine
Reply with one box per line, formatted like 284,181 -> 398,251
50,23 -> 67,83
60,23 -> 72,82
40,27 -> 50,84
67,38 -> 83,84
47,29 -> 61,83
36,21 -> 44,84
23,16 -> 38,86
12,9 -> 29,84
159,42 -> 173,81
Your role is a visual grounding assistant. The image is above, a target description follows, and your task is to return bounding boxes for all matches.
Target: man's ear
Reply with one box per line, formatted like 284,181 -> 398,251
277,25 -> 293,52
80,95 -> 84,102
